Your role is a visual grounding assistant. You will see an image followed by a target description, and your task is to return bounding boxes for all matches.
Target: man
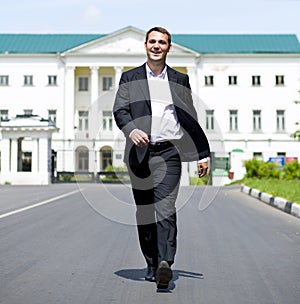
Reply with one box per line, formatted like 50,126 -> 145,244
113,26 -> 210,290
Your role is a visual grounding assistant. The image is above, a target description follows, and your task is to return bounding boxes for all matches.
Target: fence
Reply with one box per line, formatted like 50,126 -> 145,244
56,171 -> 130,183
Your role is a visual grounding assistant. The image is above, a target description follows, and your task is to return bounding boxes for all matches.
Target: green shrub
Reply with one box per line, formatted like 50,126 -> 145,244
281,161 -> 300,180
105,164 -> 115,172
60,173 -> 72,182
104,164 -> 128,172
244,158 -> 262,178
244,158 -> 300,180
102,164 -> 129,182
257,161 -> 280,179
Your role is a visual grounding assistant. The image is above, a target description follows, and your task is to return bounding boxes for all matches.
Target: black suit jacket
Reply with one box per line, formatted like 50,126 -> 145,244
113,63 -> 210,167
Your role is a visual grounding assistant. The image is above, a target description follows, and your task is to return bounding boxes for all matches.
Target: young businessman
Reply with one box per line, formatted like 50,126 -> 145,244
113,26 -> 210,289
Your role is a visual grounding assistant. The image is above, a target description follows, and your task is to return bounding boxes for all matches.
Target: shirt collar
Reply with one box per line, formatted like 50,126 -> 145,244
146,63 -> 167,80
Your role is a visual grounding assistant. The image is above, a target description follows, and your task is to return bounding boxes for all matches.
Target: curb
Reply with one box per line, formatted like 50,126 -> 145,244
241,185 -> 300,219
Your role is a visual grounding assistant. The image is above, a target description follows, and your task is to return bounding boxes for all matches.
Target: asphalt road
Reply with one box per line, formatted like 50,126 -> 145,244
0,183 -> 299,304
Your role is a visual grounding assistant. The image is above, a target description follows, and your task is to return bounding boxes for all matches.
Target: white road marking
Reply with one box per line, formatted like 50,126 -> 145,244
0,189 -> 81,220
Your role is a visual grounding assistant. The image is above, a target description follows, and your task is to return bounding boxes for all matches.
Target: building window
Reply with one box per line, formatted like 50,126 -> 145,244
252,76 -> 261,86
78,111 -> 88,131
100,147 -> 112,170
275,75 -> 284,86
48,75 -> 57,86
100,146 -> 113,171
102,110 -> 113,131
76,146 -> 89,171
24,75 -> 33,86
206,110 -> 214,130
253,152 -> 263,160
102,77 -> 113,91
24,109 -> 33,116
253,110 -> 262,131
205,75 -> 214,86
78,77 -> 89,91
277,152 -> 286,157
229,110 -> 238,131
228,76 -> 237,85
0,109 -> 9,121
276,110 -> 285,131
48,109 -> 57,125
0,75 -> 9,86
115,154 -> 122,160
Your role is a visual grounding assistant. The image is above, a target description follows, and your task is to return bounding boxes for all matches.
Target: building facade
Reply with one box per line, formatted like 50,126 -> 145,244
0,27 -> 299,185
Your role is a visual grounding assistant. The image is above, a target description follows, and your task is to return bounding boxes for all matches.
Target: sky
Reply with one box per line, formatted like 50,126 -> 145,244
0,0 -> 299,40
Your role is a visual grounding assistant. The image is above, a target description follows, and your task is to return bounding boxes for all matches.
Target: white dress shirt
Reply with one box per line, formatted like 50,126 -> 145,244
146,64 -> 184,143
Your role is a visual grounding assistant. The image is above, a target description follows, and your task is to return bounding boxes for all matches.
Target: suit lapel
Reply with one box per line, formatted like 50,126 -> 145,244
133,64 -> 181,110
134,64 -> 151,109
167,67 -> 181,107
167,66 -> 179,84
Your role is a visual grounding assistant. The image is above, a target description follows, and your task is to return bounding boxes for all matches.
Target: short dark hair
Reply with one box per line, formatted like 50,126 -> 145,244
145,27 -> 172,46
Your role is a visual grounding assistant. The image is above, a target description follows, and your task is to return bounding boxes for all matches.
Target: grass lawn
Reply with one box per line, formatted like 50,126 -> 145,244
239,178 -> 300,204
190,175 -> 210,186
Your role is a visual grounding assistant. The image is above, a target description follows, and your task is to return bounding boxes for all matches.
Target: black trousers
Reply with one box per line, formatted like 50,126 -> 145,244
128,144 -> 182,268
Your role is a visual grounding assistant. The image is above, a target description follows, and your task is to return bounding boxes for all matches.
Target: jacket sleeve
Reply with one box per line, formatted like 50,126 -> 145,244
183,74 -> 198,121
113,73 -> 138,137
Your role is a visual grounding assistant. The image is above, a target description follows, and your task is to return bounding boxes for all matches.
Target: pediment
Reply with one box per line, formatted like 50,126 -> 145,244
64,26 -> 198,56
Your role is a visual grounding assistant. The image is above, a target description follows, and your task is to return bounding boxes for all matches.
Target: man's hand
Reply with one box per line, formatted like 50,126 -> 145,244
129,129 -> 149,147
197,161 -> 208,178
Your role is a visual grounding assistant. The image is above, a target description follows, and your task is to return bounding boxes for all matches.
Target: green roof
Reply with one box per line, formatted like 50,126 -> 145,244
0,34 -> 104,54
0,33 -> 299,54
173,34 -> 300,54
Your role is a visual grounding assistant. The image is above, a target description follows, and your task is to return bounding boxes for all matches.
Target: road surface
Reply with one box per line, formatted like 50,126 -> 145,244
0,183 -> 299,304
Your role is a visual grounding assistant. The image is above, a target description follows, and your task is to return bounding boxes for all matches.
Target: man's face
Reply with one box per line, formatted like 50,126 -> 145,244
144,31 -> 171,63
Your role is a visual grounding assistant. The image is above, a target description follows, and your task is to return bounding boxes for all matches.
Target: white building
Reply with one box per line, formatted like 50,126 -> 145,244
0,26 -> 299,185
0,115 -> 57,185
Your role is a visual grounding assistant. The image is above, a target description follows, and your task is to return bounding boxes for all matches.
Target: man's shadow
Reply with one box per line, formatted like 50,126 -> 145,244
114,268 -> 204,292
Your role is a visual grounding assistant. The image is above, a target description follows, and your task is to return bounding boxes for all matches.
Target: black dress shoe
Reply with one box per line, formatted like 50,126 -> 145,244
156,261 -> 173,289
145,266 -> 157,282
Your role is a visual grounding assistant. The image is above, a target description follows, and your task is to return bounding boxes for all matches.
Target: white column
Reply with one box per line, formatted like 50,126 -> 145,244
90,66 -> 99,139
187,65 -> 203,120
64,66 -> 75,171
90,66 -> 99,104
195,58 -> 203,97
64,139 -> 75,172
11,138 -> 18,173
64,66 -> 75,140
96,148 -> 100,172
181,162 -> 190,186
0,138 -> 10,173
39,137 -> 48,184
114,66 -> 123,89
187,66 -> 197,96
31,138 -> 39,172
91,146 -> 98,179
